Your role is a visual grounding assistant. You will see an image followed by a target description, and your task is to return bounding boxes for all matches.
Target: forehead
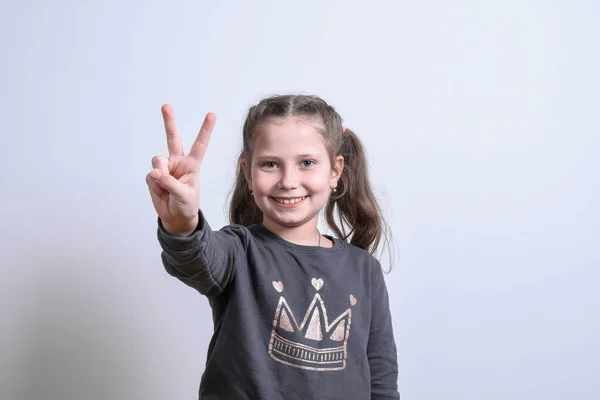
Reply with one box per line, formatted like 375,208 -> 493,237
253,118 -> 328,155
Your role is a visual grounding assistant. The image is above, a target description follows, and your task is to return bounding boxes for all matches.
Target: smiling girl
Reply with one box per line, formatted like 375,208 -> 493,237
147,94 -> 399,399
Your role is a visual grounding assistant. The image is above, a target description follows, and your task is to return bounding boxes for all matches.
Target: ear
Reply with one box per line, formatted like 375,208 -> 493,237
241,157 -> 252,190
330,155 -> 344,187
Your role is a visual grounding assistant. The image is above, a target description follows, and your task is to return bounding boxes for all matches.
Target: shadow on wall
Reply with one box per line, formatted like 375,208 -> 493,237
7,249 -> 144,400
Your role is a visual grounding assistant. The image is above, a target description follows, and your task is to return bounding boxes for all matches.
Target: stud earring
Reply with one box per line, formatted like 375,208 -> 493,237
331,186 -> 337,193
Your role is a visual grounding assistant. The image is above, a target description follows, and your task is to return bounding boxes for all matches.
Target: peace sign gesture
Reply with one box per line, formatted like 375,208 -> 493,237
146,104 -> 216,235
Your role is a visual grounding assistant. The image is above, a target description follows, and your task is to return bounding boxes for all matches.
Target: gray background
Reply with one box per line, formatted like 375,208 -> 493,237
2,0 -> 598,399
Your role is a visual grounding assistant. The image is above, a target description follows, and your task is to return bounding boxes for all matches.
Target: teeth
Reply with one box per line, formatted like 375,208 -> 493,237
275,196 -> 306,204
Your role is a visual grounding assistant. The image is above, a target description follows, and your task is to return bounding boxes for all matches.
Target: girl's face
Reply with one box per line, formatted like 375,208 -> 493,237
242,118 -> 343,233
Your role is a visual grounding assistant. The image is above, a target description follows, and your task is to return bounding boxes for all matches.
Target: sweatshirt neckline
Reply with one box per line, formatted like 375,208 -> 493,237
253,224 -> 344,254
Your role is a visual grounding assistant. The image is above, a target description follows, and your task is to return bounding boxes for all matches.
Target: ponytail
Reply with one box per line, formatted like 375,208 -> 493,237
229,152 -> 263,226
325,128 -> 388,254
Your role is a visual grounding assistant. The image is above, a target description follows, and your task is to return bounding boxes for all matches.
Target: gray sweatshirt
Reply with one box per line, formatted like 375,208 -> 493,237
157,210 -> 400,399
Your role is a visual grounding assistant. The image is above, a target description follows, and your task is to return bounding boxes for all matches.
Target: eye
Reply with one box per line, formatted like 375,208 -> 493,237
301,160 -> 315,167
262,161 -> 277,169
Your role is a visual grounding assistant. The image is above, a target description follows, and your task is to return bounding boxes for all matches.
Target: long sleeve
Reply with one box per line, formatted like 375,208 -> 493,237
367,264 -> 400,399
157,209 -> 249,297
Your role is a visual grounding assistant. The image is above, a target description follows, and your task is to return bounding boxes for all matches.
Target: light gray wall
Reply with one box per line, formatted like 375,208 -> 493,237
2,1 -> 598,399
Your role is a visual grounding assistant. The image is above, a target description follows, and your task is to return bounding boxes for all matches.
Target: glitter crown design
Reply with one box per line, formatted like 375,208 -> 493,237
268,278 -> 356,371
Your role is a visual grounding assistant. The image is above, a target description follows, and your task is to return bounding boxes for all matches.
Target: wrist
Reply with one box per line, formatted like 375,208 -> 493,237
161,215 -> 199,237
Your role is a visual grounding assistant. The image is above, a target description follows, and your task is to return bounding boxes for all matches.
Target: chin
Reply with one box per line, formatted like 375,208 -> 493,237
267,214 -> 314,228
260,208 -> 320,229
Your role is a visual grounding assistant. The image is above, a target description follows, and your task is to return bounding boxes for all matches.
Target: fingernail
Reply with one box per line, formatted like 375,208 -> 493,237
151,170 -> 161,180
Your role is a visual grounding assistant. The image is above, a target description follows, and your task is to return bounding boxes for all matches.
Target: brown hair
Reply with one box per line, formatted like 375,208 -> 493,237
228,94 -> 391,256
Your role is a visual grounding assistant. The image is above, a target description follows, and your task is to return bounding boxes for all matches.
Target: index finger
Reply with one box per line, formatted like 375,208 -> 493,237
188,112 -> 216,162
161,104 -> 184,157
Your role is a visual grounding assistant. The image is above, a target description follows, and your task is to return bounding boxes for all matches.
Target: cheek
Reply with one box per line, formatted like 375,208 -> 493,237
306,170 -> 332,189
251,170 -> 276,190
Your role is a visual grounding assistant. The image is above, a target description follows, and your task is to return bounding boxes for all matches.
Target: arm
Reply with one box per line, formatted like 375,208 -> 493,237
157,209 -> 248,297
368,265 -> 400,399
146,106 -> 236,296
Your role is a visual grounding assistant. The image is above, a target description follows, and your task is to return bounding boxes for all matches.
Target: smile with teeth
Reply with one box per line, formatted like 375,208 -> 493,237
273,196 -> 307,204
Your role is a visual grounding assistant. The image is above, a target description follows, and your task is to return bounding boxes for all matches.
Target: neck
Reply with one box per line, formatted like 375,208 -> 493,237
262,217 -> 329,247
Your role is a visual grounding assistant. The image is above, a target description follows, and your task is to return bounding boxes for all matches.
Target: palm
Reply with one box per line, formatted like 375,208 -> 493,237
146,105 -> 216,232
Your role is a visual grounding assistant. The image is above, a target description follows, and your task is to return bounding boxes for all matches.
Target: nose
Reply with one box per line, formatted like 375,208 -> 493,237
279,166 -> 300,190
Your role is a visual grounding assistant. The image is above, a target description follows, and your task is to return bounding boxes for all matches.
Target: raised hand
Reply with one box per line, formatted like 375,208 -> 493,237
146,104 -> 216,235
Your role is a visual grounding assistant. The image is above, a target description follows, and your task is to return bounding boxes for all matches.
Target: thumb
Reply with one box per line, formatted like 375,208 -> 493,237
149,169 -> 185,198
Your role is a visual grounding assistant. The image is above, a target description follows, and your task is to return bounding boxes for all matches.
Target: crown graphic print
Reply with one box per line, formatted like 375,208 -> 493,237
268,278 -> 356,371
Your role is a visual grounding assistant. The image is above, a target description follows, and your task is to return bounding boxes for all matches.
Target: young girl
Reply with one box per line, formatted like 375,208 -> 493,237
147,94 -> 399,399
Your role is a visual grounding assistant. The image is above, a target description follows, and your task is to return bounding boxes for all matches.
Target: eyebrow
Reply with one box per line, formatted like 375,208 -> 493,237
253,154 -> 320,161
